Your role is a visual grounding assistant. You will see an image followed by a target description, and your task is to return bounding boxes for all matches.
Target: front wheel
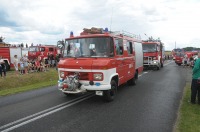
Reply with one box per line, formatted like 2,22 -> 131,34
103,80 -> 117,102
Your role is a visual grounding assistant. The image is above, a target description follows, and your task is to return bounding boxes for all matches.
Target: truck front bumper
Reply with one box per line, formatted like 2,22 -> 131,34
144,60 -> 159,67
58,81 -> 111,94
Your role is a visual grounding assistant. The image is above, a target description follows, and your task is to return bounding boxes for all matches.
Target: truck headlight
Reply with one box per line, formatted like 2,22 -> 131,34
93,73 -> 103,81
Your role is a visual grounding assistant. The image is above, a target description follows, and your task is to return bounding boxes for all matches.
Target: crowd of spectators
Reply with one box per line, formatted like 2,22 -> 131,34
182,55 -> 198,68
13,53 -> 60,76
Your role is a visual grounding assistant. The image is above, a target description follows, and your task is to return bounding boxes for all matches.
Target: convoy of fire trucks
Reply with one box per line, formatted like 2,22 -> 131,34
0,27 -> 169,101
57,27 -> 144,101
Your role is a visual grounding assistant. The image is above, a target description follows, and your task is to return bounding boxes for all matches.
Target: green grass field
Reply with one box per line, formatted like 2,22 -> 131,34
0,68 -> 58,96
175,83 -> 200,132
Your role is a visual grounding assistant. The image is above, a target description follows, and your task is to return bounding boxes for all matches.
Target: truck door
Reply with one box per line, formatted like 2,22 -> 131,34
126,41 -> 135,80
114,38 -> 127,85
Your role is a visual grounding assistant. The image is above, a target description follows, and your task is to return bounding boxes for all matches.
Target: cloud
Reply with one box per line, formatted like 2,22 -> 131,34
0,0 -> 200,50
0,9 -> 18,27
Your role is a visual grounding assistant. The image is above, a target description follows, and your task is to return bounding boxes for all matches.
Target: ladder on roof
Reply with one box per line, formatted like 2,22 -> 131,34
111,30 -> 141,40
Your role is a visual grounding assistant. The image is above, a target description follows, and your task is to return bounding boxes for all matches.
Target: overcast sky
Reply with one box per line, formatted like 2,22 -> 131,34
0,0 -> 200,50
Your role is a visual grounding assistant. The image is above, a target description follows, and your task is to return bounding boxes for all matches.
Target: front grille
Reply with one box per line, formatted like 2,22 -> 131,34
68,72 -> 89,80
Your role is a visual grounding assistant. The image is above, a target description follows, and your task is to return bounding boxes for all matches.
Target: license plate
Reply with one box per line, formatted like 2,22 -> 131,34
96,91 -> 103,96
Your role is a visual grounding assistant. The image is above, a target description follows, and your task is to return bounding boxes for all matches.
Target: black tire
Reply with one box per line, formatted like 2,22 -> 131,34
157,64 -> 161,70
103,80 -> 117,102
178,64 -> 181,66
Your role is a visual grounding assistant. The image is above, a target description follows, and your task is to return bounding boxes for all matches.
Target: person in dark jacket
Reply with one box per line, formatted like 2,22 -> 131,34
0,56 -> 6,78
191,52 -> 200,104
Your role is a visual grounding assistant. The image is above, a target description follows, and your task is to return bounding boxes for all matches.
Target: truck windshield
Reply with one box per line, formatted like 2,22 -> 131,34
63,37 -> 113,58
29,47 -> 39,52
142,44 -> 157,53
175,52 -> 185,57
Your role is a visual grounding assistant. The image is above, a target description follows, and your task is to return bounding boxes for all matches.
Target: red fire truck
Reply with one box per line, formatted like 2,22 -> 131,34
0,47 -> 22,70
172,48 -> 184,60
57,27 -> 143,101
142,38 -> 165,70
28,45 -> 59,60
174,51 -> 198,66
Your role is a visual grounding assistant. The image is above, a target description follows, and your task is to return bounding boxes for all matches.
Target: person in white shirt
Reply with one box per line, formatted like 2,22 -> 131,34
13,55 -> 19,75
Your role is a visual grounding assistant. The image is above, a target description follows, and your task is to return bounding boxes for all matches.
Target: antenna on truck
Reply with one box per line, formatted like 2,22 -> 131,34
110,7 -> 113,32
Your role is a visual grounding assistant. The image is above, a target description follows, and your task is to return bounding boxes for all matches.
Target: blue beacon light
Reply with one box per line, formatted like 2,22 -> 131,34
70,31 -> 74,37
104,28 -> 108,33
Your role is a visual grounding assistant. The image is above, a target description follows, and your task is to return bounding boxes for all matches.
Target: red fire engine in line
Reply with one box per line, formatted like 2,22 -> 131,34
0,47 -> 22,70
57,27 -> 143,101
174,50 -> 198,66
28,45 -> 59,60
142,38 -> 165,70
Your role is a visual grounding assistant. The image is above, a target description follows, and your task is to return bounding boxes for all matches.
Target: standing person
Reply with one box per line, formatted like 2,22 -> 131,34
47,53 -> 51,68
40,58 -> 46,72
13,55 -> 19,76
19,58 -> 24,75
35,58 -> 41,72
45,58 -> 49,71
183,56 -> 188,67
0,56 -> 6,78
50,53 -> 54,67
23,54 -> 28,74
191,52 -> 200,104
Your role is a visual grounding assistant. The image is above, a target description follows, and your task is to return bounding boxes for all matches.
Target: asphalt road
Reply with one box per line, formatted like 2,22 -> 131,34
0,61 -> 190,132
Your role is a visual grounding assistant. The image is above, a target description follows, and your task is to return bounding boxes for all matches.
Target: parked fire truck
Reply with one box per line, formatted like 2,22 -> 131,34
174,51 -> 198,66
142,38 -> 165,70
57,27 -> 143,101
0,47 -> 22,70
172,48 -> 184,60
28,45 -> 59,60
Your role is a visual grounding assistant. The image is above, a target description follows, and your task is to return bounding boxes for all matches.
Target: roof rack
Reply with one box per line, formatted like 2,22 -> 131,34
111,30 -> 141,40
143,36 -> 161,42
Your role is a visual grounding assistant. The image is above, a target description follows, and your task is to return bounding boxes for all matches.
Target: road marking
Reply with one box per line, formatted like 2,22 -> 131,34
0,93 -> 94,132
